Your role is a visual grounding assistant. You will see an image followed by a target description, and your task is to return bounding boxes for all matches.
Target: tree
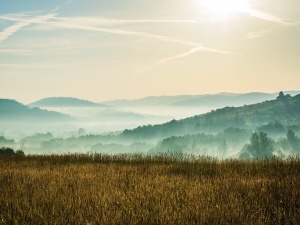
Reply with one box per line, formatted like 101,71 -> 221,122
78,128 -> 86,136
0,147 -> 24,155
0,147 -> 14,155
287,130 -> 299,152
277,91 -> 285,100
276,91 -> 291,100
247,132 -> 273,158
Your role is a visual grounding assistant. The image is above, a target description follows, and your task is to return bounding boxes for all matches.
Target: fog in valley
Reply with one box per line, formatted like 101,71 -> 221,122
1,92 -> 300,159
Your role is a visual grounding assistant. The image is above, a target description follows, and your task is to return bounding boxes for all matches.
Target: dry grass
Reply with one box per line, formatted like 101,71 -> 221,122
0,154 -> 300,224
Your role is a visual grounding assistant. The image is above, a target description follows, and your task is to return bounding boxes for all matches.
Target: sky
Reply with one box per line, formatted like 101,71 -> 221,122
0,0 -> 300,104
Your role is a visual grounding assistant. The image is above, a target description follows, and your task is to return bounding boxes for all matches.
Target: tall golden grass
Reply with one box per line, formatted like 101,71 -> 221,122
0,154 -> 299,224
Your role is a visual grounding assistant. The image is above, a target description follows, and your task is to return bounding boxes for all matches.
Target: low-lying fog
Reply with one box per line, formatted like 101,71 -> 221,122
1,92 -> 300,158
1,105 -> 212,139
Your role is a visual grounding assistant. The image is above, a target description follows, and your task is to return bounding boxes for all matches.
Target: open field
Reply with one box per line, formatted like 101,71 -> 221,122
0,154 -> 300,224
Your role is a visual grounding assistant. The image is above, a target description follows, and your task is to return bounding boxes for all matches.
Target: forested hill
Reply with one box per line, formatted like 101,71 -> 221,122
0,99 -> 73,122
121,93 -> 300,140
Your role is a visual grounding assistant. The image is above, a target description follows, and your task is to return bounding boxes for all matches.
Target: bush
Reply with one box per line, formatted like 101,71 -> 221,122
0,147 -> 24,155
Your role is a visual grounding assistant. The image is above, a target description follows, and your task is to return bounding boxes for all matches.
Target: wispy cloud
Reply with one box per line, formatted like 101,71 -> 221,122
53,0 -> 73,12
246,9 -> 291,25
0,14 -> 55,24
35,18 -> 238,57
65,0 -> 73,4
161,46 -> 240,64
131,46 -> 240,77
0,49 -> 34,55
56,17 -> 203,26
0,15 -> 205,26
0,21 -> 31,43
0,14 -> 235,53
244,28 -> 274,40
0,62 -> 69,69
49,21 -> 205,47
0,12 -> 239,75
0,14 -> 55,44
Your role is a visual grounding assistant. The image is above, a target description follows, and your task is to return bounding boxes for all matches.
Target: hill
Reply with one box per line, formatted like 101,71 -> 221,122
29,97 -> 106,108
170,92 -> 276,107
102,91 -> 300,108
121,94 -> 300,140
102,95 -> 202,107
29,98 -> 168,125
0,99 -> 73,122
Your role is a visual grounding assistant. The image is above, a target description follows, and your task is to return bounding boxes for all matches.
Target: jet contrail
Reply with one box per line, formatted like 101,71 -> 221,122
0,21 -> 31,43
247,9 -> 291,25
44,20 -> 239,55
0,14 -> 55,44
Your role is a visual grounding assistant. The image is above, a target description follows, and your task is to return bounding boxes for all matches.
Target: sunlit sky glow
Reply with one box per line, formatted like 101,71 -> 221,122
0,0 -> 300,104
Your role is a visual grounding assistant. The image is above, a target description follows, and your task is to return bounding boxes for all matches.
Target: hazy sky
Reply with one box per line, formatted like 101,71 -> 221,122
1,0 -> 300,103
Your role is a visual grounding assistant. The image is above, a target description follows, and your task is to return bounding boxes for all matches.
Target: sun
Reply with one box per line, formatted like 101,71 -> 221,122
200,0 -> 252,20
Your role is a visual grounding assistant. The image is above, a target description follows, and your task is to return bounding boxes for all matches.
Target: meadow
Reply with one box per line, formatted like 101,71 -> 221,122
0,154 -> 300,225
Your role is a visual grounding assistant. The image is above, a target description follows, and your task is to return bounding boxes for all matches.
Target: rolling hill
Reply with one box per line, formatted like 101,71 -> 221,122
0,99 -> 73,122
121,93 -> 300,140
28,97 -> 168,124
102,91 -> 300,108
29,97 -> 107,108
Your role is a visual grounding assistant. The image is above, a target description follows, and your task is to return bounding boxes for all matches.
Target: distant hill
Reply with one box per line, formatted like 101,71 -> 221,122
170,92 -> 276,107
29,97 -> 107,108
102,91 -> 300,109
102,95 -> 202,107
29,97 -> 167,124
0,99 -> 73,122
121,94 -> 300,140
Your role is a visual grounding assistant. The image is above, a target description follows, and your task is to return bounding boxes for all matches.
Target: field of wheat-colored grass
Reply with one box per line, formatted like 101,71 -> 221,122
0,154 -> 300,225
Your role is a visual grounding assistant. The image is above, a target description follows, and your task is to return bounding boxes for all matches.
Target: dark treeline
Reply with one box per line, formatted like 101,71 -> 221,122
0,147 -> 24,155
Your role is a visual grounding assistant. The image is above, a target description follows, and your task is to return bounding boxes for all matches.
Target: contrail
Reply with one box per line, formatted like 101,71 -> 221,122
45,20 -> 239,55
247,9 -> 291,25
0,13 -> 239,57
0,14 -> 55,44
0,21 -> 31,43
55,16 -> 203,26
160,46 -> 240,65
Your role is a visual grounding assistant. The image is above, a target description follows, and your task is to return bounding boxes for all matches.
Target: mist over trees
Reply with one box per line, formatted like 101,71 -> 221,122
1,93 -> 300,158
240,132 -> 273,159
286,130 -> 300,153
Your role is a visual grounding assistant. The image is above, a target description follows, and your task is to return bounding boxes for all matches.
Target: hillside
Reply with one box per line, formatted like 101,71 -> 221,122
170,92 -> 276,107
30,98 -> 167,124
102,91 -> 300,108
122,94 -> 300,140
29,97 -> 106,108
0,99 -> 73,122
102,95 -> 202,107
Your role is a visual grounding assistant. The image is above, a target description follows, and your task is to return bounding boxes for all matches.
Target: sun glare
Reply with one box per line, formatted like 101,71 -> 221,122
200,0 -> 252,20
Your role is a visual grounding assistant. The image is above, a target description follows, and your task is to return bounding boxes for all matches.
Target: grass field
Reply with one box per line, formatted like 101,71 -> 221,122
0,154 -> 300,224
